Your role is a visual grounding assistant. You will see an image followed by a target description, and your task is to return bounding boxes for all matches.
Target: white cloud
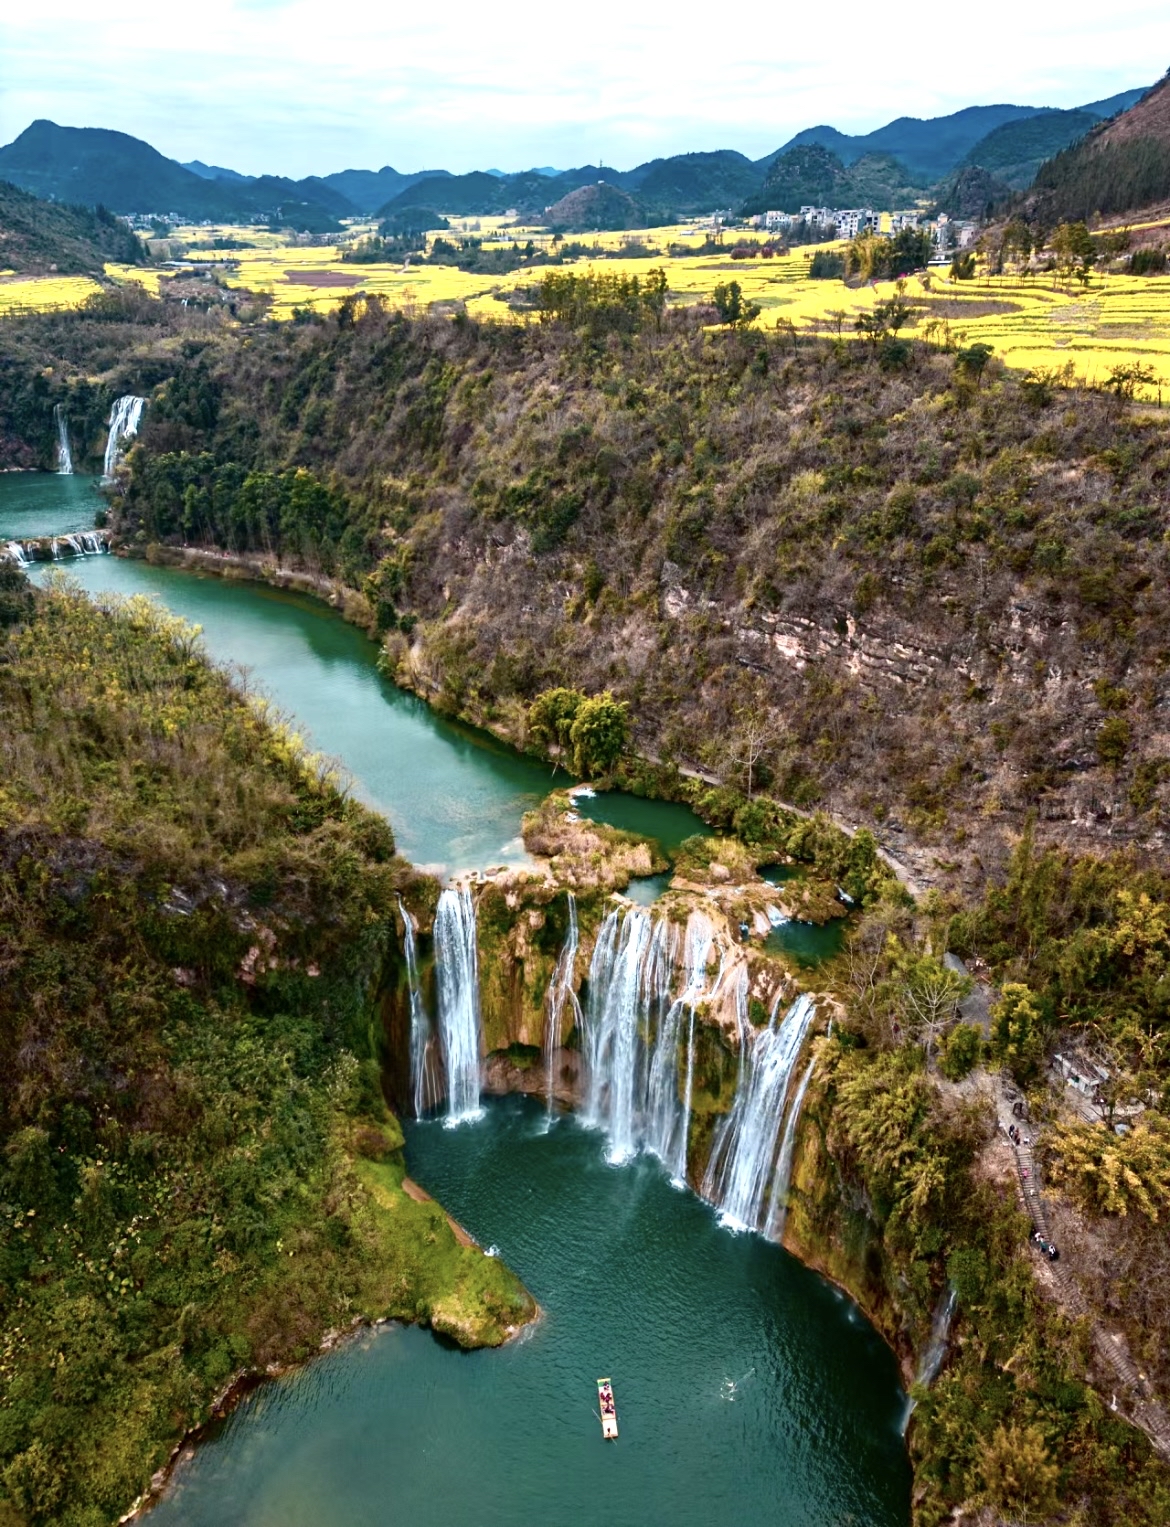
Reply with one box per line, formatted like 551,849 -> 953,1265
1,0 -> 1165,174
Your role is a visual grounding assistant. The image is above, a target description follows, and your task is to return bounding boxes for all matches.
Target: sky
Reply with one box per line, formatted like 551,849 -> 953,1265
1,1 -> 1166,176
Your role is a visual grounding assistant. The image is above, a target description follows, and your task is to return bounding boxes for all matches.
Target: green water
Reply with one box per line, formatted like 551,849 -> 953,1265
765,917 -> 847,967
575,789 -> 708,855
18,553 -> 567,874
0,472 -> 104,538
147,1099 -> 910,1527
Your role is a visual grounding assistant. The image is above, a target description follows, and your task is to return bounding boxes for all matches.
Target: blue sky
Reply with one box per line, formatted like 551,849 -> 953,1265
1,1 -> 1165,175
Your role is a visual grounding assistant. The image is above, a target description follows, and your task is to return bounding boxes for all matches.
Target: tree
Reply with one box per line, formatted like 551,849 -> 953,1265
730,699 -> 784,798
568,691 -> 629,777
1051,220 -> 1096,287
1104,361 -> 1158,402
940,1022 -> 983,1081
949,251 -> 976,280
712,280 -> 761,328
978,1422 -> 1059,1521
955,341 -> 994,389
989,982 -> 1045,1081
899,953 -> 972,1063
528,686 -> 584,751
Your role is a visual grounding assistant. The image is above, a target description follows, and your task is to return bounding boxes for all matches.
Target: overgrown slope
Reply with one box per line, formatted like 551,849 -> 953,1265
81,298 -> 1170,897
0,571 -> 532,1527
0,181 -> 144,275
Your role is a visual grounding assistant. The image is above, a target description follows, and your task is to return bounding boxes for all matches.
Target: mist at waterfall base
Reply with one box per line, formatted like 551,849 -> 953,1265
146,1097 -> 910,1527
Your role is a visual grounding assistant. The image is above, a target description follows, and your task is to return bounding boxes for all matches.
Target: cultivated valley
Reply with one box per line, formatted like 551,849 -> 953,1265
3,54 -> 1170,1527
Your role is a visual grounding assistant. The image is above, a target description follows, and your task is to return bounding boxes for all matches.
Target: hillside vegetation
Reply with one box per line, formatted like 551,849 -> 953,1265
66,296 -> 1169,901
1026,72 -> 1170,224
0,571 -> 532,1526
0,182 -> 144,275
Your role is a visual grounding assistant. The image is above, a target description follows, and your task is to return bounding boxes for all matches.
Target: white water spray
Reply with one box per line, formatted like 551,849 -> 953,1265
544,892 -> 581,1114
103,395 -> 146,479
766,1054 -> 817,1238
703,993 -> 816,1233
433,886 -> 483,1124
399,899 -> 439,1118
903,1287 -> 958,1431
54,405 -> 74,475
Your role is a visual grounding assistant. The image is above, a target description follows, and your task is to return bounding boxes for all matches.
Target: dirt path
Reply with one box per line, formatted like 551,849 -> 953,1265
996,1083 -> 1170,1461
401,1175 -> 478,1248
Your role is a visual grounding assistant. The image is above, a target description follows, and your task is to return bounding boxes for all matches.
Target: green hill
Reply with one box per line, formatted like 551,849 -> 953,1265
0,179 -> 145,273
963,109 -> 1100,189
743,144 -> 921,213
0,121 -> 354,229
544,181 -> 647,230
1025,70 -> 1170,222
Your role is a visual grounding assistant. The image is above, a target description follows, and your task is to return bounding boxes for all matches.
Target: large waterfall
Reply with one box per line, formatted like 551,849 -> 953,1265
399,899 -> 439,1118
766,1053 -> 817,1238
702,993 -> 816,1234
544,892 -> 581,1113
103,395 -> 146,479
581,906 -> 724,1172
54,405 -> 74,475
433,887 -> 483,1124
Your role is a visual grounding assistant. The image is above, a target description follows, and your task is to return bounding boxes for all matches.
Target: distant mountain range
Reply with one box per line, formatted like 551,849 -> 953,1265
0,85 -> 1154,232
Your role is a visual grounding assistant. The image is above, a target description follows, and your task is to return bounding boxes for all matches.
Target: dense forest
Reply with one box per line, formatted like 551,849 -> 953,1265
0,570 -> 532,1526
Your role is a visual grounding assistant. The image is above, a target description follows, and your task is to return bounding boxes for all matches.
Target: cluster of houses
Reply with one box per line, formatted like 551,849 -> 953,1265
750,205 -> 979,255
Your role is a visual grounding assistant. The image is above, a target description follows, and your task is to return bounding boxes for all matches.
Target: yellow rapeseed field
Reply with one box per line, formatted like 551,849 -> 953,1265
0,274 -> 102,315
5,218 -> 1166,398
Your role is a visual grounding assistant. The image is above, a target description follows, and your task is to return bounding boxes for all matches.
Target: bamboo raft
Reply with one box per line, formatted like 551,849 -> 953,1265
597,1377 -> 618,1439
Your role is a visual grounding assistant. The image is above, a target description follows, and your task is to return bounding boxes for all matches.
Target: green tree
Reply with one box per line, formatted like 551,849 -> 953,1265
568,691 -> 629,777
979,1422 -> 1059,1520
940,1022 -> 983,1081
1051,220 -> 1097,286
528,687 -> 584,751
712,281 -> 760,327
989,982 -> 1045,1081
955,341 -> 994,388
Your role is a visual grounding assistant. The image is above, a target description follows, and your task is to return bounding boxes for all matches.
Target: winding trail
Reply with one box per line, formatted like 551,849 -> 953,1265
996,1084 -> 1170,1461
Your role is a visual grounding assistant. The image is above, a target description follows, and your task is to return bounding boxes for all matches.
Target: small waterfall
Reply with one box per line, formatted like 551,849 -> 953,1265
583,907 -> 656,1162
766,1054 -> 817,1238
54,405 -> 74,475
544,892 -> 581,1114
702,992 -> 816,1233
643,917 -> 709,1179
904,1287 -> 958,1431
399,899 -> 439,1118
5,542 -> 28,567
103,395 -> 146,478
433,886 -> 483,1124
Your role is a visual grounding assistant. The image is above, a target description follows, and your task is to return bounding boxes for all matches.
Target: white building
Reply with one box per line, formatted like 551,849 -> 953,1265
834,208 -> 877,239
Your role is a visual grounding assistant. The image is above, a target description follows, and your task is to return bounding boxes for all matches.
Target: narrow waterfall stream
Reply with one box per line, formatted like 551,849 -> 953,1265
703,993 -> 817,1233
54,404 -> 74,475
433,886 -> 483,1123
400,899 -> 440,1117
544,891 -> 581,1113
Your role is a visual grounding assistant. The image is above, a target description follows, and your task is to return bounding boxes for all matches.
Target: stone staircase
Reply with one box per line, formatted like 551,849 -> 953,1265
998,1092 -> 1170,1461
